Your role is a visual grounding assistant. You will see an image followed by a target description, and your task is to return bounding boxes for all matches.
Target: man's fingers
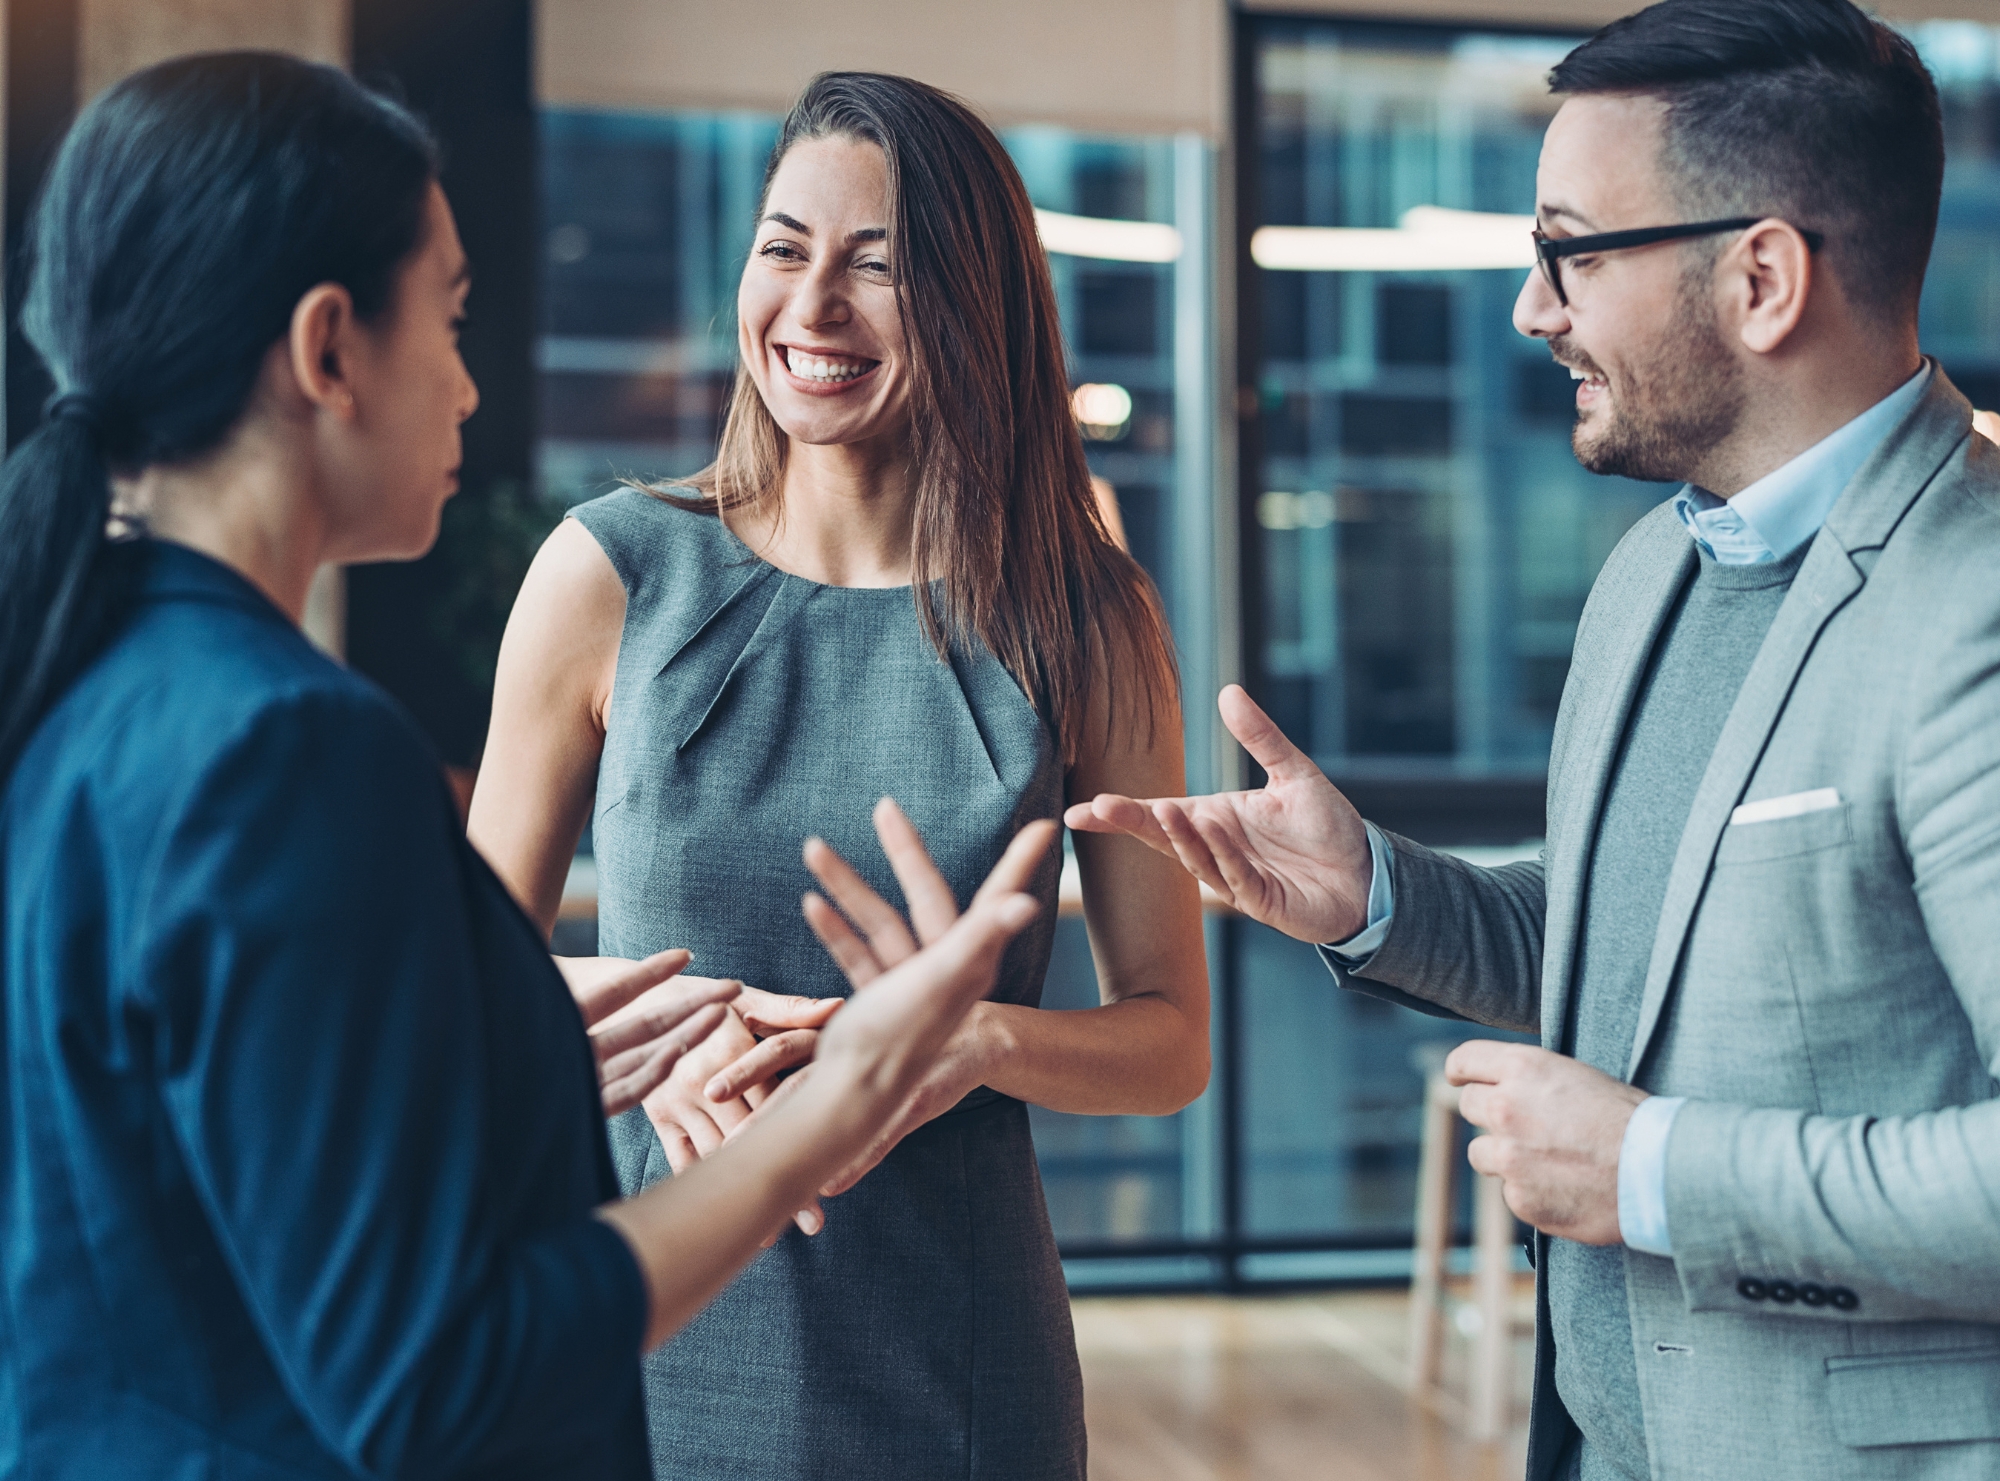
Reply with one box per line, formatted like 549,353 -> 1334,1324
803,892 -> 887,987
872,798 -> 960,945
1455,1081 -> 1498,1131
1465,1132 -> 1503,1180
1188,812 -> 1267,906
704,1029 -> 818,1102
1444,1038 -> 1525,1088
1063,795 -> 1176,855
572,948 -> 693,1029
1217,683 -> 1324,785
1153,804 -> 1233,899
803,836 -> 920,964
967,818 -> 1059,909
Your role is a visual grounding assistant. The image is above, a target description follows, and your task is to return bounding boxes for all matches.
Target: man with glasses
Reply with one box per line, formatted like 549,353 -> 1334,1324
1071,1 -> 2000,1477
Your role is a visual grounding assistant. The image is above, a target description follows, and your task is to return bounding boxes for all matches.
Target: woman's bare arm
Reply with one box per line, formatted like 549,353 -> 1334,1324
468,517 -> 623,933
471,519 -> 831,1176
976,644 -> 1210,1116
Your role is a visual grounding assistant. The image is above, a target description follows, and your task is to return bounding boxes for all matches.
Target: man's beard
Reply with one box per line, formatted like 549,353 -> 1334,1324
1559,278 -> 1745,484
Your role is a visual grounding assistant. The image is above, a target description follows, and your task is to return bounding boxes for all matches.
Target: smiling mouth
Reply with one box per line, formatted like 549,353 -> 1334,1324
1563,362 -> 1609,391
781,344 -> 879,385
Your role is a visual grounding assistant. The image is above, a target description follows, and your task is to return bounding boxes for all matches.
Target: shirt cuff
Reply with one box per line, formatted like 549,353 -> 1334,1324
1323,822 -> 1394,965
1617,1094 -> 1687,1257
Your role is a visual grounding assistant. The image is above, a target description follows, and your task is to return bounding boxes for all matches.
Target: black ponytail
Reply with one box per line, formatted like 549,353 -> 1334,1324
0,51 -> 439,781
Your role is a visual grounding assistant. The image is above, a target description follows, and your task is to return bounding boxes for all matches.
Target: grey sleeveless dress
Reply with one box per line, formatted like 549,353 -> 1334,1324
571,490 -> 1085,1481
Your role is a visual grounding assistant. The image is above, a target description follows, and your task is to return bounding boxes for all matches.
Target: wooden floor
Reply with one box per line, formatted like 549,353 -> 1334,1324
1074,1284 -> 1535,1481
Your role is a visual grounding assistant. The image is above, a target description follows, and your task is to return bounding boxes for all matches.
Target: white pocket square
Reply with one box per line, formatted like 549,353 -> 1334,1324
1730,788 -> 1840,826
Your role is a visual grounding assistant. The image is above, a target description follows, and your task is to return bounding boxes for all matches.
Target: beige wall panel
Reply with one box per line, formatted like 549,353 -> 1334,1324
79,0 -> 349,102
1237,0 -> 2000,28
538,0 -> 1226,136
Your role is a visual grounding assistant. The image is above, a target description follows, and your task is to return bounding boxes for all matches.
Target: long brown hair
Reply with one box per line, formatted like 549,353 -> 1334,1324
641,71 -> 1176,764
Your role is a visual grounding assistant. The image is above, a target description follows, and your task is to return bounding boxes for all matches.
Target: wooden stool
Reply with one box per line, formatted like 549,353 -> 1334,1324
1408,1043 -> 1520,1442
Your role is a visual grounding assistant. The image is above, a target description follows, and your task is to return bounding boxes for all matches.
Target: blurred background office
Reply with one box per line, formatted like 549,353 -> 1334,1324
12,0 -> 2000,1473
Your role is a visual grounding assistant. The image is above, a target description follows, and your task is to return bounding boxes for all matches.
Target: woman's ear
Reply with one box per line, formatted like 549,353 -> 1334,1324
287,282 -> 360,420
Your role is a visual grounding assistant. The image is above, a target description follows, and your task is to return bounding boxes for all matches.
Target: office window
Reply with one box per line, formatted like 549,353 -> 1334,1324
1910,22 -> 2000,410
1249,23 -> 1665,790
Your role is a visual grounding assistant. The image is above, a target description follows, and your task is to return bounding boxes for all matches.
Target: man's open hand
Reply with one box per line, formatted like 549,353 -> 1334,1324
1447,1041 -> 1647,1245
1063,684 -> 1374,944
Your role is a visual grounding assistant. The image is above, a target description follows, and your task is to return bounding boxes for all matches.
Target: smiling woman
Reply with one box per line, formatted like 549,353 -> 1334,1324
470,69 -> 1209,1481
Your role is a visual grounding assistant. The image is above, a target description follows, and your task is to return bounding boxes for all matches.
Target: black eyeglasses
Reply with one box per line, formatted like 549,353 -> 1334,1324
1532,216 -> 1825,306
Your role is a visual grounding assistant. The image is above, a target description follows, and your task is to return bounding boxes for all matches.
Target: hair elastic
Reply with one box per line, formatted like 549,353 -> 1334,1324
43,391 -> 106,435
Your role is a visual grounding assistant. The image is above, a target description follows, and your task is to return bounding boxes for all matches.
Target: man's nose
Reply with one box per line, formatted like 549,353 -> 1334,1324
1513,266 -> 1569,340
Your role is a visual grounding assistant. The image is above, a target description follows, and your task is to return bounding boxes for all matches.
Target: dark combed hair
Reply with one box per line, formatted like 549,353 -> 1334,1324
650,71 -> 1178,763
0,51 -> 439,781
1550,0 -> 1944,324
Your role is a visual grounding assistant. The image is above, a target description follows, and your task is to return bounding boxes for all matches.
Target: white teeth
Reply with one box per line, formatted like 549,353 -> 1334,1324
786,347 -> 868,382
1569,368 -> 1586,381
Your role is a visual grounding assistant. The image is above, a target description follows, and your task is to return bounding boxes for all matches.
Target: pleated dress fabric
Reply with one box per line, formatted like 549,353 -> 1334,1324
571,489 -> 1085,1481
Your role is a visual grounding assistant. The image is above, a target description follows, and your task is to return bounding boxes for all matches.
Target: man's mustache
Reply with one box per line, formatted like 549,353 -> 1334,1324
1549,335 -> 1607,382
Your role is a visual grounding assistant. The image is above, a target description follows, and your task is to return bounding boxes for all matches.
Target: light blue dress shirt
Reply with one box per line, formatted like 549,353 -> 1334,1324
1328,364 -> 1930,1257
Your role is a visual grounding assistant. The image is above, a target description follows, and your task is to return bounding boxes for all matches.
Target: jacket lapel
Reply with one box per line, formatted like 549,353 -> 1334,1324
1539,509 -> 1694,1050
1622,363 -> 1972,1080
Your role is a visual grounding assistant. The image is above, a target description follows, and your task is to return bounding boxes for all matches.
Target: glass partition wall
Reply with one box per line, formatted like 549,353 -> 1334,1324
534,17 -> 2000,1291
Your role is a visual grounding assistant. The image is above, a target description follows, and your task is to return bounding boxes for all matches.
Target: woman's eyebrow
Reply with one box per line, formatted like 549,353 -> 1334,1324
764,212 -> 810,233
850,227 -> 887,243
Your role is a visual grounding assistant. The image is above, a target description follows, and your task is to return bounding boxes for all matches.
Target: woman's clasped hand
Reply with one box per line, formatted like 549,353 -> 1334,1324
633,976 -> 838,1228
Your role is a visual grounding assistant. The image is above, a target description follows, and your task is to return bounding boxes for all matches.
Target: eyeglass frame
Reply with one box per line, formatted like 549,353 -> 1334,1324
1531,216 -> 1826,306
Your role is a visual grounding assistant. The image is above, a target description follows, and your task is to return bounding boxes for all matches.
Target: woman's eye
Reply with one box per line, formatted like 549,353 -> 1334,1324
857,257 -> 891,277
759,241 -> 804,263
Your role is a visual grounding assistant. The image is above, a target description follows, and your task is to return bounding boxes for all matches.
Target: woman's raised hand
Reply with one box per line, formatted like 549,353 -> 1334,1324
1063,684 -> 1374,945
777,799 -> 1054,1197
558,951 -> 741,1118
598,806 -> 1049,1350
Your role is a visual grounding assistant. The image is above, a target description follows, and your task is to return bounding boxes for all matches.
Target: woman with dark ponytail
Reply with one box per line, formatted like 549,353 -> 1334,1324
0,51 -> 1050,1479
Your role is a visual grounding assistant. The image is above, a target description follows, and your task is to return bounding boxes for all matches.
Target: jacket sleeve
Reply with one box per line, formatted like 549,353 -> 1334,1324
1663,568 -> 2000,1323
1321,830 -> 1547,1036
133,685 -> 646,1477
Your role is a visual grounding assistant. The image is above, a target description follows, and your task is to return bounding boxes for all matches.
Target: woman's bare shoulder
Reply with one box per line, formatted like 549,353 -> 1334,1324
495,517 -> 626,721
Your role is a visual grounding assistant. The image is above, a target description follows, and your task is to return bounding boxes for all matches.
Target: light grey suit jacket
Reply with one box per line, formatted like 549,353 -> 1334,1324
1337,366 -> 2000,1480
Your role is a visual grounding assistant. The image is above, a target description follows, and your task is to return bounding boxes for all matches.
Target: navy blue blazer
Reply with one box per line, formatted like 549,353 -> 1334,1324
0,542 -> 650,1479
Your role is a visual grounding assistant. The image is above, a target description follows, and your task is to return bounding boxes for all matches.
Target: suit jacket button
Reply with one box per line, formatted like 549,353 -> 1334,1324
1736,1277 -> 1768,1301
1830,1287 -> 1859,1311
1799,1283 -> 1828,1307
1768,1281 -> 1798,1303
